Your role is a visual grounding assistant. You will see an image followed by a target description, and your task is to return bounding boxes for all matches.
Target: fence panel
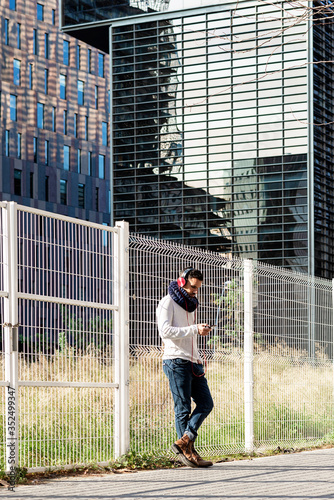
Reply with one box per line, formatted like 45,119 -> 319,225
0,202 -> 333,469
129,235 -> 334,457
15,206 -> 117,469
0,206 -> 5,465
253,262 -> 333,450
129,234 -> 247,456
0,203 -> 125,471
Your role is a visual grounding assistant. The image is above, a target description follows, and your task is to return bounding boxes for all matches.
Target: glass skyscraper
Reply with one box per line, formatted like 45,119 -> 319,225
62,0 -> 334,278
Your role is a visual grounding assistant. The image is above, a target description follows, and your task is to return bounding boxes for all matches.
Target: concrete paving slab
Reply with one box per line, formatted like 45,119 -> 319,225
1,448 -> 334,500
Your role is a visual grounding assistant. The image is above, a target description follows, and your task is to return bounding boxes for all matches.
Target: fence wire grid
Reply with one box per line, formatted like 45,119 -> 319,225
128,233 -> 334,457
0,204 -> 333,471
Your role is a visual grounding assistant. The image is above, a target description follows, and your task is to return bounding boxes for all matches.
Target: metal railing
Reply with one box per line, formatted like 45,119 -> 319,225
0,202 -> 333,471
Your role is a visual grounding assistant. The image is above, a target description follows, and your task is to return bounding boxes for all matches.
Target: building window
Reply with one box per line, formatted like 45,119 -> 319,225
52,9 -> 55,25
29,63 -> 33,89
45,139 -> 49,165
60,74 -> 66,99
87,48 -> 92,73
63,109 -> 67,134
44,68 -> 48,94
37,3 -> 44,21
77,149 -> 81,173
95,85 -> 98,109
63,40 -> 69,66
78,183 -> 85,208
102,121 -> 108,146
14,170 -> 21,196
77,80 -> 84,105
85,116 -> 88,141
10,94 -> 17,121
98,154 -> 105,179
74,113 -> 78,138
13,59 -> 21,85
9,0 -> 16,11
44,33 -> 49,59
64,145 -> 70,170
33,137 -> 38,163
52,106 -> 56,132
17,23 -> 21,49
5,130 -> 9,157
17,132 -> 21,159
30,172 -> 34,198
95,187 -> 99,211
88,151 -> 92,175
60,179 -> 67,205
76,45 -> 80,70
33,29 -> 37,55
98,53 -> 104,78
63,110 -> 68,142
45,175 -> 49,201
5,19 -> 9,45
37,102 -> 44,129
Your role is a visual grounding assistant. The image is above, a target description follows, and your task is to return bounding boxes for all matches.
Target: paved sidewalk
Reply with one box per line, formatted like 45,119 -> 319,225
1,448 -> 334,499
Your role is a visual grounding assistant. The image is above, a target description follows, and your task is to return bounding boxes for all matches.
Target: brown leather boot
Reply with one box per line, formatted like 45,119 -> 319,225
172,434 -> 198,468
190,442 -> 213,467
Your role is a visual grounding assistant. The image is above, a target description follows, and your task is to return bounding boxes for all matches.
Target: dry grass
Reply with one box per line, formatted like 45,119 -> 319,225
0,347 -> 333,468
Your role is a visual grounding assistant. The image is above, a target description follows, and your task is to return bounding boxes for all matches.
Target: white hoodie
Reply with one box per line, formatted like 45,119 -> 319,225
157,294 -> 201,363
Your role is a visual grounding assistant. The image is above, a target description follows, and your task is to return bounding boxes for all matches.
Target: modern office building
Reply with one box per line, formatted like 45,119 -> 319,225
61,0 -> 333,278
0,0 -> 110,224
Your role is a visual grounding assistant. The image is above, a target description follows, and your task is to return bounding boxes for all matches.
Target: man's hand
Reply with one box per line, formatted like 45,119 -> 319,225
197,324 -> 212,336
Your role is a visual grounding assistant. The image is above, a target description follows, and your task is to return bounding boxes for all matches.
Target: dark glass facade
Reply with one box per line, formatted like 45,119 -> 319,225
62,0 -> 334,278
62,0 -> 169,26
110,5 -> 309,273
313,3 -> 334,278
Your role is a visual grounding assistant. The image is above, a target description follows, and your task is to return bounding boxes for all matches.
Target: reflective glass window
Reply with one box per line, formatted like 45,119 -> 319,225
60,179 -> 67,204
99,154 -> 105,179
14,169 -> 21,196
63,40 -> 69,65
64,145 -> 70,170
37,3 -> 44,21
13,59 -> 20,85
102,121 -> 108,146
77,80 -> 84,105
37,102 -> 44,129
60,74 -> 66,99
5,19 -> 9,45
98,53 -> 104,78
10,94 -> 17,121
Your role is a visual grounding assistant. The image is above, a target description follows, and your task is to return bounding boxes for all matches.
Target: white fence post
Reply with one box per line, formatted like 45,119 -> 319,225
113,220 -> 130,458
244,259 -> 254,453
3,202 -> 19,473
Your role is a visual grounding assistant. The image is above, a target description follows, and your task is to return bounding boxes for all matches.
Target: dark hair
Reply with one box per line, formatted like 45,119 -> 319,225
180,268 -> 203,282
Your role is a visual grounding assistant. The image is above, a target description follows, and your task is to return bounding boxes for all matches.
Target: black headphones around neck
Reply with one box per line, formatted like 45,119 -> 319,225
177,267 -> 194,288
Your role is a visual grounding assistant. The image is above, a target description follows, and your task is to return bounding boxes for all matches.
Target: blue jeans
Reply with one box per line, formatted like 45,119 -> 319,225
163,358 -> 214,441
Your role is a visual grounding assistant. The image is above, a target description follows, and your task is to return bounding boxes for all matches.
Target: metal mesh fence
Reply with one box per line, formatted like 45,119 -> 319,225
253,262 -> 333,450
0,205 -> 6,466
129,234 -> 245,455
0,205 -> 118,470
18,386 -> 113,469
0,205 -> 333,469
129,234 -> 333,456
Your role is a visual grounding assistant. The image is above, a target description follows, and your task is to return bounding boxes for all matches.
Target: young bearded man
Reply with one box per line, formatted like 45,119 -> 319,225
156,267 -> 214,468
